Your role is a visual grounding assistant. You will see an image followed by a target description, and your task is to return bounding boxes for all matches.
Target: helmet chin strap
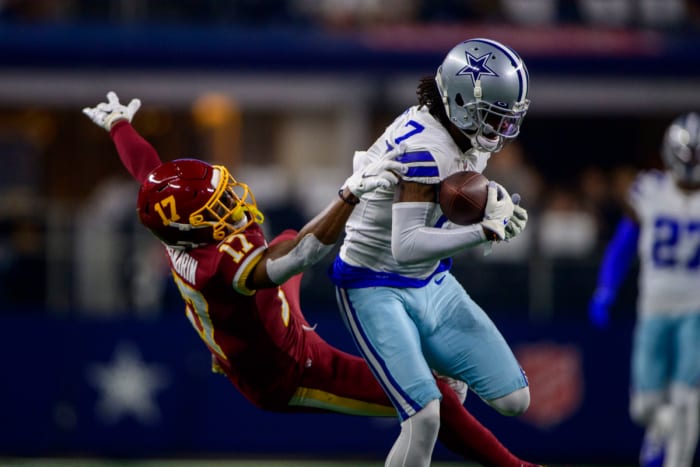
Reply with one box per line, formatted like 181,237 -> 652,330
473,132 -> 503,152
229,214 -> 249,230
469,79 -> 507,152
457,125 -> 503,153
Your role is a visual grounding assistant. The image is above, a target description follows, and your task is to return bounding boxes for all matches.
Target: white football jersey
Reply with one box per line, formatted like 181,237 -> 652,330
629,170 -> 700,317
339,105 -> 491,279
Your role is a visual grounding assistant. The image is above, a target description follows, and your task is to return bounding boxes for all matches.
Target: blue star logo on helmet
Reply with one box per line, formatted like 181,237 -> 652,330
456,51 -> 498,84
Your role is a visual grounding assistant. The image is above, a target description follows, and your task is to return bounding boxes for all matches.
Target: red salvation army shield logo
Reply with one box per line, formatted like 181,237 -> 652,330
515,341 -> 584,429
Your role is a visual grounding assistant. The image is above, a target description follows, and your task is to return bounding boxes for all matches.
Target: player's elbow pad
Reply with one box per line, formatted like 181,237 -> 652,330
265,234 -> 334,285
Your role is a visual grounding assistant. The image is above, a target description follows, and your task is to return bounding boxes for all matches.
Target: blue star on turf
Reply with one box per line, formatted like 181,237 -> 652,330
456,51 -> 498,83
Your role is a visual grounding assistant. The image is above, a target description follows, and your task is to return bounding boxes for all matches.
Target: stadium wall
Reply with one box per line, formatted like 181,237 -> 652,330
0,310 -> 660,465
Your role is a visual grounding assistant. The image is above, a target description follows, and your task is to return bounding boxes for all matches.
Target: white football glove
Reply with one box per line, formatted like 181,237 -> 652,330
504,193 -> 528,241
481,181 -> 514,241
342,158 -> 407,197
82,91 -> 141,131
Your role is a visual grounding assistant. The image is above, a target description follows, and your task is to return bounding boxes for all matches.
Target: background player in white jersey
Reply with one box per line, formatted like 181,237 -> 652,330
589,112 -> 700,467
329,38 -> 531,466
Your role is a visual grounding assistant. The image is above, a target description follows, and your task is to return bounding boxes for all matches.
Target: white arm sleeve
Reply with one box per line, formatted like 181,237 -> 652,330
391,202 -> 487,264
265,234 -> 334,285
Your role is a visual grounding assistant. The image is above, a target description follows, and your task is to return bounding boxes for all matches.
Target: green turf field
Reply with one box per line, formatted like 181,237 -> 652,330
0,460 -> 470,467
0,461 -> 467,467
0,459 -> 638,467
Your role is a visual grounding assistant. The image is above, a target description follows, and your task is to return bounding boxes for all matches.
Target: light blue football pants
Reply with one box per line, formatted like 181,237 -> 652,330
335,271 -> 528,421
632,313 -> 700,392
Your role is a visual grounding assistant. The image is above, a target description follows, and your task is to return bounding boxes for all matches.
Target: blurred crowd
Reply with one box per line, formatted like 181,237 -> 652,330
0,0 -> 690,316
0,0 -> 699,30
0,120 -> 643,316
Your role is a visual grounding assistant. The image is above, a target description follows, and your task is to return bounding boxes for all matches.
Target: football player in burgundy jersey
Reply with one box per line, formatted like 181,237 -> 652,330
83,92 -> 540,467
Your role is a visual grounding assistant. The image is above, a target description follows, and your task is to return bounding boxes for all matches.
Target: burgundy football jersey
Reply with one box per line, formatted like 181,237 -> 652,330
111,120 -> 311,408
166,223 -> 311,408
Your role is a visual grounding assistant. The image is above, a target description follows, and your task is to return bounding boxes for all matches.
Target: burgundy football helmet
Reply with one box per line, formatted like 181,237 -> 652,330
137,159 -> 263,248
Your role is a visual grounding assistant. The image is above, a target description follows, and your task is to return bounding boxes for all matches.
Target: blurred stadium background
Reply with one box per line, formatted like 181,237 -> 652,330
2,0 -> 700,465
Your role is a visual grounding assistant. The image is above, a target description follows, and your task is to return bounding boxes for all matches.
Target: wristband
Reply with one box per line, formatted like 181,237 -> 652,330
338,189 -> 360,205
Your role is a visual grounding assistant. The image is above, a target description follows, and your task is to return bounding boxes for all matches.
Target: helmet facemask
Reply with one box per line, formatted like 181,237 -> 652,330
189,165 -> 264,241
465,96 -> 528,152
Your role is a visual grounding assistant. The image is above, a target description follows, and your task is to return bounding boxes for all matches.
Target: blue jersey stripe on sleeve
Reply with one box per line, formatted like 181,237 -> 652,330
397,151 -> 435,164
405,166 -> 439,178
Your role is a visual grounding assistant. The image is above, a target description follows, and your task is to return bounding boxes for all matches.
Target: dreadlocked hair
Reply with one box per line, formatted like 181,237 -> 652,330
417,76 -> 449,126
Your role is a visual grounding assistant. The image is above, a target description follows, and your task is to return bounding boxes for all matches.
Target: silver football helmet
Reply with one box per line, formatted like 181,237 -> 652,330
436,38 -> 530,152
662,112 -> 700,185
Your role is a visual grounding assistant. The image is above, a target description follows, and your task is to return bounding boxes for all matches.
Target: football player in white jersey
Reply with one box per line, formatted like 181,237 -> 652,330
329,38 -> 532,466
590,112 -> 700,467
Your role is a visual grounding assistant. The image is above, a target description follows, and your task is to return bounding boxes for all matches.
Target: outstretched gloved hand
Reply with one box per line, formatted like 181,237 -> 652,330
82,91 -> 141,131
343,158 -> 407,197
481,181 -> 514,241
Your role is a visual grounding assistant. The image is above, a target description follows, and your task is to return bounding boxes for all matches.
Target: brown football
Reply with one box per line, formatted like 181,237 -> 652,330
438,171 -> 489,225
